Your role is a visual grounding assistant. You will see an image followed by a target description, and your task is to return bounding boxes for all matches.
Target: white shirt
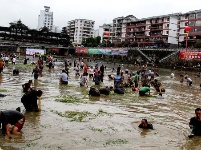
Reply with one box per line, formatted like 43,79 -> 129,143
187,77 -> 192,82
60,72 -> 68,82
80,76 -> 87,85
88,68 -> 94,74
5,57 -> 9,61
12,58 -> 16,62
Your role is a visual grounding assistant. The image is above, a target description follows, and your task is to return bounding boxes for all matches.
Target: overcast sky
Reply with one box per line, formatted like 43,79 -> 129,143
0,0 -> 201,30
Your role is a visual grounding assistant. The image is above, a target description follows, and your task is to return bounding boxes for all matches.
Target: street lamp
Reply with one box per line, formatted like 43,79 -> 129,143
184,26 -> 191,51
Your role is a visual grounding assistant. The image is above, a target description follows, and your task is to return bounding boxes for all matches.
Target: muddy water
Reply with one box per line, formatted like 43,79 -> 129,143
0,57 -> 201,150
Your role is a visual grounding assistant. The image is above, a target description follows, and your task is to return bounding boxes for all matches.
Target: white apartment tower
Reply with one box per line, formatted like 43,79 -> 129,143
37,6 -> 53,31
67,19 -> 95,45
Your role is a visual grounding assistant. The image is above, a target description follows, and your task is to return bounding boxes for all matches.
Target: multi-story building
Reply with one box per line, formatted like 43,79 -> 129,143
113,15 -> 138,43
98,24 -> 113,43
124,14 -> 179,47
37,6 -> 53,31
178,9 -> 201,44
99,15 -> 137,44
67,19 -> 95,45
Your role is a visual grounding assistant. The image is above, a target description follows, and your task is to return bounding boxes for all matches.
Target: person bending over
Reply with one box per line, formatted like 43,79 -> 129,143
138,119 -> 153,129
21,90 -> 43,112
139,86 -> 150,96
0,110 -> 25,139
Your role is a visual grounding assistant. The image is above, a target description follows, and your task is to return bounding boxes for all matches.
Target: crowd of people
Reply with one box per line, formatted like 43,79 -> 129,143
0,54 -> 200,140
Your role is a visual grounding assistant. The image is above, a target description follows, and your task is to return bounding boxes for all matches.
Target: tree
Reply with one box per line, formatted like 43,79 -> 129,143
94,36 -> 101,45
60,27 -> 70,46
9,20 -> 29,40
122,41 -> 130,47
194,40 -> 201,48
130,42 -> 138,47
81,36 -> 100,47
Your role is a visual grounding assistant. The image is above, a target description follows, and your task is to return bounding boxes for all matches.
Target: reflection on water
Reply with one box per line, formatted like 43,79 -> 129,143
0,57 -> 201,149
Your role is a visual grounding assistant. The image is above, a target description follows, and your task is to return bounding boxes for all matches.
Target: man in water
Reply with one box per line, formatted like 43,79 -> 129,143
21,90 -> 43,112
22,80 -> 32,93
60,70 -> 68,85
152,79 -> 163,93
0,110 -> 25,139
185,76 -> 193,87
80,74 -> 88,87
189,108 -> 201,138
132,71 -> 140,88
0,59 -> 4,73
138,119 -> 153,129
32,65 -> 40,80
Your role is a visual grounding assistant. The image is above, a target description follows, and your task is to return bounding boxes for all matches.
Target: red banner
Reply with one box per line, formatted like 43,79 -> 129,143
75,47 -> 88,53
179,51 -> 201,60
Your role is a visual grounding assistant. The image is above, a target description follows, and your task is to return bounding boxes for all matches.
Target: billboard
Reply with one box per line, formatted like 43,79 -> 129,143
75,47 -> 88,53
26,48 -> 45,56
179,51 -> 201,60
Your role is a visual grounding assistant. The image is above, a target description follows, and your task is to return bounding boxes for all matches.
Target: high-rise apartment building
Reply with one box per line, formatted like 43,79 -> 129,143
37,6 -> 53,31
67,19 -> 95,45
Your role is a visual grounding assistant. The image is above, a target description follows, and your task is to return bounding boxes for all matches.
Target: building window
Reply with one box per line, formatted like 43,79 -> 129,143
166,31 -> 169,34
196,13 -> 201,19
185,22 -> 188,26
167,18 -> 170,21
167,24 -> 169,27
185,15 -> 188,19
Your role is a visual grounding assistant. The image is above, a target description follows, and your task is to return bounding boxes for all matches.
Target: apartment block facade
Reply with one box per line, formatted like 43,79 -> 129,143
124,14 -> 179,47
99,15 -> 137,43
178,9 -> 201,43
98,9 -> 201,47
67,19 -> 95,45
37,6 -> 53,31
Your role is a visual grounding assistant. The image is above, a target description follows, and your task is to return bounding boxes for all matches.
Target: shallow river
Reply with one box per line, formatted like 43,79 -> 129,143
0,56 -> 201,150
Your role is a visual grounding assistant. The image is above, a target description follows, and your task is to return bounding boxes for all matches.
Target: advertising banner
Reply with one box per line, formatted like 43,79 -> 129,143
119,49 -> 128,56
88,48 -> 100,54
179,51 -> 201,60
26,48 -> 45,55
98,49 -> 112,55
75,47 -> 88,53
75,47 -> 128,56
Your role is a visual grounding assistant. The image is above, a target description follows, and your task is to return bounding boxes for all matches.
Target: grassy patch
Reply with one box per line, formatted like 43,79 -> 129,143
89,126 -> 103,132
104,139 -> 128,146
54,110 -> 92,122
53,109 -> 112,122
0,89 -> 8,92
55,95 -> 81,103
14,64 -> 34,69
97,109 -> 112,117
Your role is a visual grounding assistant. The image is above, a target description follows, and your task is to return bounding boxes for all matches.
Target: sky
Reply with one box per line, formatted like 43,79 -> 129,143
0,0 -> 201,30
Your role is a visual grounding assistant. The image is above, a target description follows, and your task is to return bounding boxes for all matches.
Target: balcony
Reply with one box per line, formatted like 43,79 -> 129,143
135,29 -> 145,32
